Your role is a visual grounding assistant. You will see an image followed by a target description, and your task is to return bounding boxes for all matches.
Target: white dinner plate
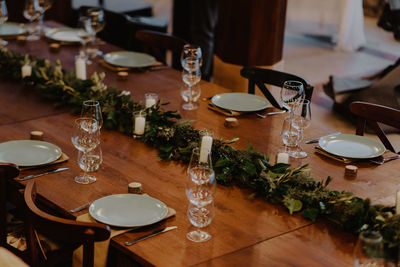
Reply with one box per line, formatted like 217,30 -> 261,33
318,134 -> 386,159
103,51 -> 156,68
45,27 -> 82,43
0,22 -> 27,37
89,194 -> 168,227
211,93 -> 272,112
0,140 -> 62,167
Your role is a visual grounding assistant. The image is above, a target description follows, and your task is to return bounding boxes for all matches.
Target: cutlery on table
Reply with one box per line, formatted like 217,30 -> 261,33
256,110 -> 287,118
16,167 -> 69,181
125,226 -> 177,246
69,202 -> 91,213
370,155 -> 400,165
305,132 -> 341,144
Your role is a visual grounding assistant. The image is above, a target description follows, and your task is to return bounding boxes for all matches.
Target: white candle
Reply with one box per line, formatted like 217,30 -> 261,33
145,98 -> 156,108
21,64 -> 32,78
199,135 -> 213,163
276,152 -> 289,164
75,57 -> 86,80
396,185 -> 400,214
134,116 -> 146,135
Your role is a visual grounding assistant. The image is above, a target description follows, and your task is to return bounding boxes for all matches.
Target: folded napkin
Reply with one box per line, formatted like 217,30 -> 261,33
72,203 -> 175,267
19,152 -> 69,171
314,146 -> 354,163
207,103 -> 243,117
99,59 -> 165,72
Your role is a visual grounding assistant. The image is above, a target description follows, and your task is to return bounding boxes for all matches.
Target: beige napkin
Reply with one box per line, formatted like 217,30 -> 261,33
314,146 -> 354,163
99,59 -> 165,72
72,205 -> 176,267
207,103 -> 243,117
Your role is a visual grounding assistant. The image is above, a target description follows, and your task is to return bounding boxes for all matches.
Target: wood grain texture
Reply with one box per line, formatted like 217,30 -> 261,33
1,21 -> 398,266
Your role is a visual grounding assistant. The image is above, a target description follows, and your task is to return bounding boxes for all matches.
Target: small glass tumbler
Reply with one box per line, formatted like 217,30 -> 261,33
132,110 -> 146,138
281,116 -> 299,148
353,231 -> 386,267
145,93 -> 158,108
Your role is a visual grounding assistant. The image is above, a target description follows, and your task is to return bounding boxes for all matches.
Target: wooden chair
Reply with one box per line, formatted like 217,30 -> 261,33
0,163 -> 21,255
134,29 -> 188,69
24,181 -> 110,267
240,67 -> 314,110
349,101 -> 400,153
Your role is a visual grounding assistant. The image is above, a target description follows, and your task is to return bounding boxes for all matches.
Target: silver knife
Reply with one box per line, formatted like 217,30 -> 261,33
125,226 -> 177,246
17,167 -> 69,181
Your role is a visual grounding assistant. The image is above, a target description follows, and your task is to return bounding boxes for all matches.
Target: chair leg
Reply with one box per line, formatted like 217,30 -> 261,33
83,241 -> 94,267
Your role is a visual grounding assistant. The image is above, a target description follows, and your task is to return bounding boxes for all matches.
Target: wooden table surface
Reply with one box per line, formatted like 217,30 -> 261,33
2,21 -> 399,266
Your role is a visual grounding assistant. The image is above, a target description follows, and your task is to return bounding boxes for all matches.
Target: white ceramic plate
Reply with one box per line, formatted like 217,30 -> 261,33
104,51 -> 156,68
211,93 -> 272,112
0,22 -> 27,37
89,194 -> 168,227
318,134 -> 386,159
0,140 -> 62,167
45,28 -> 82,43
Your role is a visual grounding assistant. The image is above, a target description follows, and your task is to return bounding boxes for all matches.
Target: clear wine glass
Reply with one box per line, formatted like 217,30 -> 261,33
187,201 -> 214,242
71,117 -> 100,184
291,100 -> 311,158
81,100 -> 103,129
181,44 -> 202,72
76,16 -> 93,64
281,116 -> 300,148
353,231 -> 386,267
280,80 -> 304,118
0,0 -> 8,46
23,0 -> 41,41
86,7 -> 105,58
181,68 -> 201,110
37,0 -> 53,35
78,145 -> 102,173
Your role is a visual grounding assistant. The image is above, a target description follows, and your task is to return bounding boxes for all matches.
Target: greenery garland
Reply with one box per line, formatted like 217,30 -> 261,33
1,47 -> 399,260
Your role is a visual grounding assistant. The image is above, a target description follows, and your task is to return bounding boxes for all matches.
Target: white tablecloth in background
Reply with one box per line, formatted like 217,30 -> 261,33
286,0 -> 366,52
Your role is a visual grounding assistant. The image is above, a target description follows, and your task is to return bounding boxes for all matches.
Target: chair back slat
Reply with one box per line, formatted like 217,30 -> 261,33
350,101 -> 400,153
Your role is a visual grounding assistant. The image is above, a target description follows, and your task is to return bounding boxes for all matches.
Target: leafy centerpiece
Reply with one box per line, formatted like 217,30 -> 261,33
0,47 -> 399,260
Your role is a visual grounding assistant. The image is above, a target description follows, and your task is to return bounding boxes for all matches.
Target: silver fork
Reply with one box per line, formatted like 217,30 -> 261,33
370,155 -> 400,165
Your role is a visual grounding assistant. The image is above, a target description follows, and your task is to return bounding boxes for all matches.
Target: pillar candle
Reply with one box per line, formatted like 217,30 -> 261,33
199,135 -> 213,163
75,57 -> 86,80
21,64 -> 32,78
134,116 -> 146,135
276,152 -> 289,164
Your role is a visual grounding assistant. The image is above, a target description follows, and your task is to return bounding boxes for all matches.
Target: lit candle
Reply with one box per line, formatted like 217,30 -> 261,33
276,152 -> 289,164
199,135 -> 213,163
145,93 -> 158,108
134,116 -> 146,135
75,56 -> 86,80
21,64 -> 32,78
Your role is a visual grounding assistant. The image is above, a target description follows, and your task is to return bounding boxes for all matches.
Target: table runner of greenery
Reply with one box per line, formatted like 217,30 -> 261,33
1,48 -> 399,259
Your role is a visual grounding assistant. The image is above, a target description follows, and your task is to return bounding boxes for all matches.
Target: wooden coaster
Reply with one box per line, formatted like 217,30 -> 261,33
128,182 -> 142,194
224,117 -> 239,128
345,165 -> 358,178
30,131 -> 44,140
49,43 -> 60,52
117,71 -> 129,80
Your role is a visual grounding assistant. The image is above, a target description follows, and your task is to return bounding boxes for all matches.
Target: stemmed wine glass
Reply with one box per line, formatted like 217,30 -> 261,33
37,0 -> 53,35
280,80 -> 304,118
0,1 -> 8,46
290,100 -> 311,158
81,100 -> 103,129
76,16 -> 94,64
180,44 -> 202,110
86,7 -> 105,58
23,0 -> 41,41
71,118 -> 100,184
186,147 -> 216,242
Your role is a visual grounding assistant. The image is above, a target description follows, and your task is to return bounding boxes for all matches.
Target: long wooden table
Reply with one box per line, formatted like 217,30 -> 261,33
2,22 -> 399,266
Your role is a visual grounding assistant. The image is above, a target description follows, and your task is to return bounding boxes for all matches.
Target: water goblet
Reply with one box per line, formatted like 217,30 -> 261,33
86,7 -> 105,58
78,144 -> 102,173
186,201 -> 214,242
181,69 -> 201,110
71,117 -> 100,184
353,231 -> 386,267
77,16 -> 94,64
0,0 -> 8,46
23,0 -> 41,41
291,100 -> 311,158
280,80 -> 304,118
181,44 -> 202,72
81,100 -> 103,129
37,0 -> 53,35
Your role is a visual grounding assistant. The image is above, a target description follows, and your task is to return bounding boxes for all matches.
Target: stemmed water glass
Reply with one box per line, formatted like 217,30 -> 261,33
77,16 -> 94,64
0,1 -> 8,46
37,0 -> 53,35
291,100 -> 311,158
86,7 -> 105,58
280,80 -> 304,117
186,147 -> 216,242
23,0 -> 41,41
71,118 -> 100,184
81,100 -> 103,129
180,44 -> 202,110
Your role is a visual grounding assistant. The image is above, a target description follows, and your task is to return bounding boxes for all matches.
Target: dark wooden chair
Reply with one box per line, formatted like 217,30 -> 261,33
134,29 -> 188,69
0,163 -> 22,257
349,101 -> 400,153
240,67 -> 314,110
24,181 -> 110,267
